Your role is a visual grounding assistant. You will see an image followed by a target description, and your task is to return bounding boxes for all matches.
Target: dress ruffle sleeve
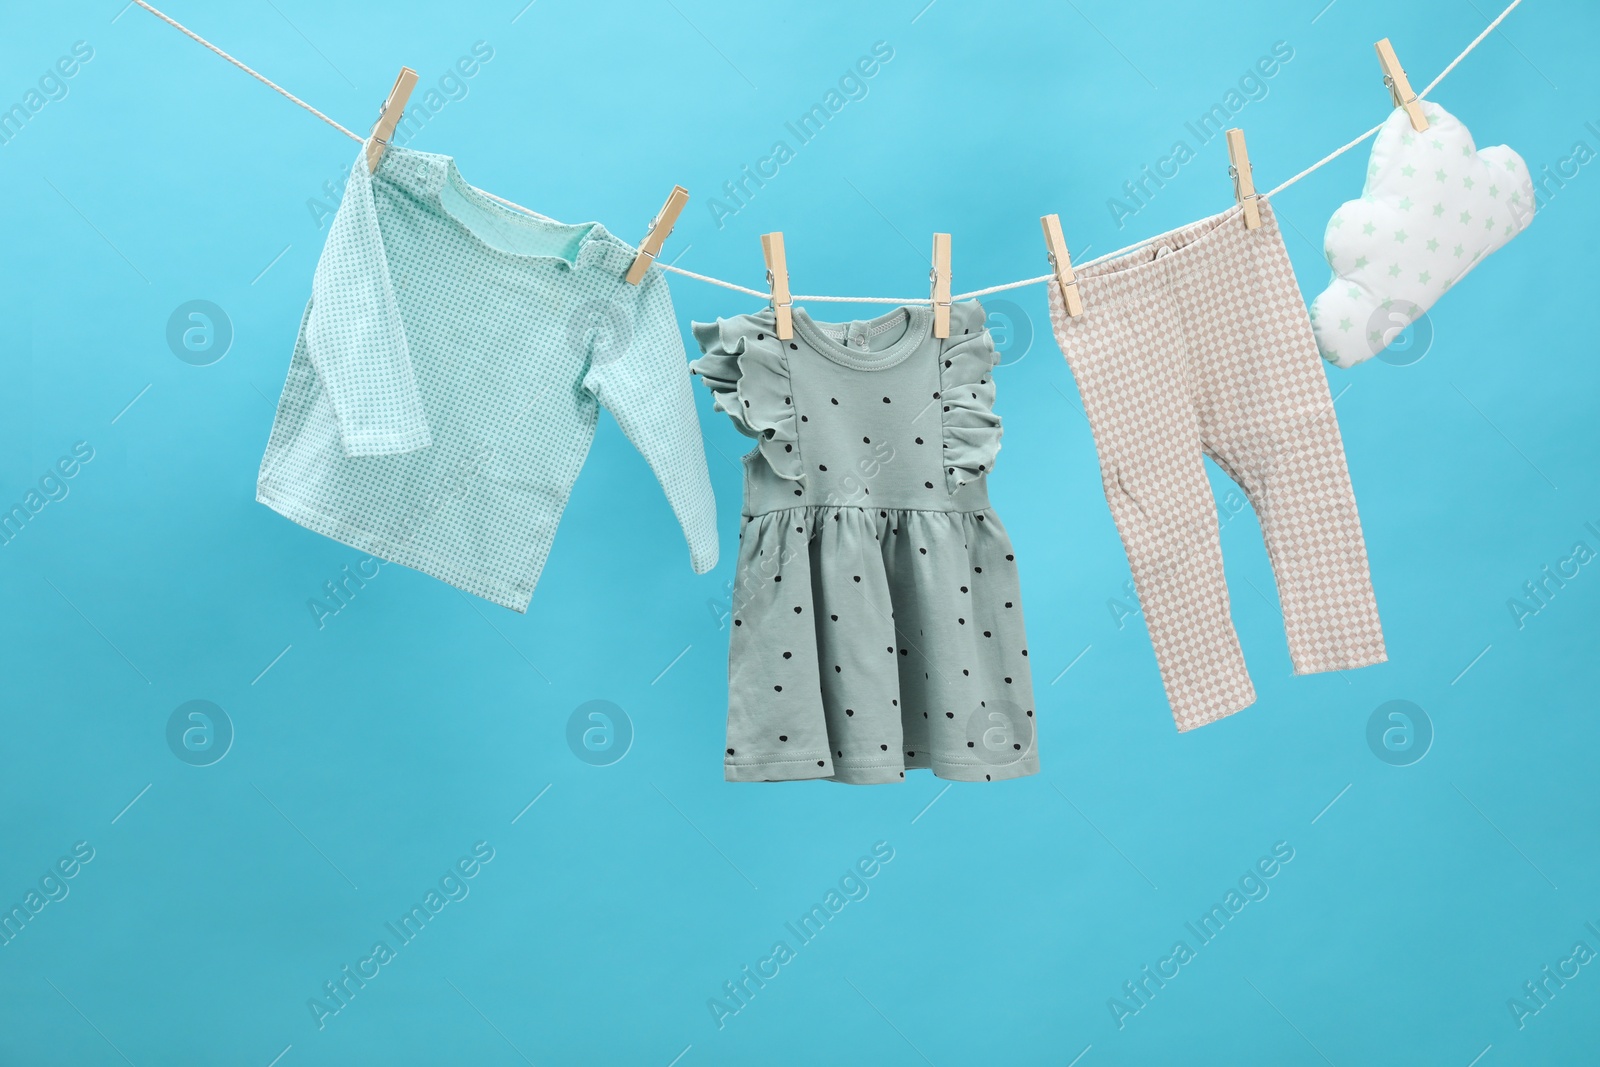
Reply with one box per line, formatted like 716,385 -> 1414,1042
936,300 -> 1002,493
689,311 -> 804,483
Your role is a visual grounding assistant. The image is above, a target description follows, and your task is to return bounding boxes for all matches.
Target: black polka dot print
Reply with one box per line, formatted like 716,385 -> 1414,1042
688,300 -> 1037,785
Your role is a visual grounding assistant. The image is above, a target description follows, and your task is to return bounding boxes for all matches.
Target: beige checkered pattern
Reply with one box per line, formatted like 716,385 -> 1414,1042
1048,201 -> 1387,731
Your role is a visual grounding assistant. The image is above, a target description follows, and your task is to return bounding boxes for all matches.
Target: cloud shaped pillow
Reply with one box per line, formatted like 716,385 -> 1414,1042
1308,100 -> 1533,368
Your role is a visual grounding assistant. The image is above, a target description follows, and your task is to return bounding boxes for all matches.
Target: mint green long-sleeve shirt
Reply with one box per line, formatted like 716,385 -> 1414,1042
257,146 -> 717,610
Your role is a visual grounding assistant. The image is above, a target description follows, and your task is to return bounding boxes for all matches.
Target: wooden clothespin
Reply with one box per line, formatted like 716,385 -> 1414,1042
761,232 -> 793,340
1225,128 -> 1262,230
365,67 -> 419,173
625,185 -> 689,284
1375,38 -> 1429,132
930,233 -> 952,338
1039,214 -> 1083,317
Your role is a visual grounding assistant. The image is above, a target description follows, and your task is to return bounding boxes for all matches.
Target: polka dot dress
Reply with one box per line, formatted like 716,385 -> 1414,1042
691,301 -> 1039,785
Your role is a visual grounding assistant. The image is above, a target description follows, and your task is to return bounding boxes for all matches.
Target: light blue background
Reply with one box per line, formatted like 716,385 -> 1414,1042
1,1 -> 1595,1064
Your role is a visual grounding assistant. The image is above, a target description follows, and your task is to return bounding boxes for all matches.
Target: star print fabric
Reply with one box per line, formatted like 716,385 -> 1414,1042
1047,201 -> 1386,731
691,300 -> 1039,785
1310,100 -> 1534,368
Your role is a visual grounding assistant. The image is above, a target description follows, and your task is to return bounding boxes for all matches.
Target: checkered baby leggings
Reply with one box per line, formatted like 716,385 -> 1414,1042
1048,200 -> 1386,730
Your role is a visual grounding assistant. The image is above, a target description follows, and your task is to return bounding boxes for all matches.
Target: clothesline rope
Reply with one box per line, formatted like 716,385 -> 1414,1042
1260,0 -> 1521,201
131,0 -> 1520,305
130,0 -> 362,142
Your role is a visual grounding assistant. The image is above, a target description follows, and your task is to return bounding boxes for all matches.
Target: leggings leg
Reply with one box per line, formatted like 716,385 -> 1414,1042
1179,205 -> 1388,676
1053,284 -> 1257,730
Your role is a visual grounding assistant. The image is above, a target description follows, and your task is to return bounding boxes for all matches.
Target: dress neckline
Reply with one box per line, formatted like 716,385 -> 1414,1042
791,305 -> 932,372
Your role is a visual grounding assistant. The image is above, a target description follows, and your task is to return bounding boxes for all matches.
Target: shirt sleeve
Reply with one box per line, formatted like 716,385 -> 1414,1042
581,269 -> 719,575
303,149 -> 433,458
